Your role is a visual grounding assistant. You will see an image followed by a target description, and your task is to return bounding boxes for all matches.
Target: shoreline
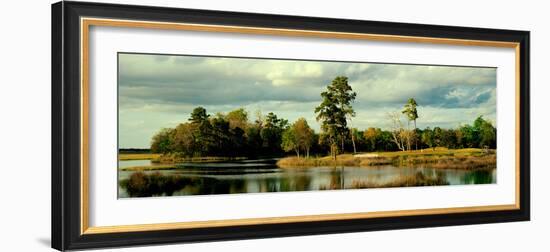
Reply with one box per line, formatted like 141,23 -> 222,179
119,148 -> 496,171
277,148 -> 496,170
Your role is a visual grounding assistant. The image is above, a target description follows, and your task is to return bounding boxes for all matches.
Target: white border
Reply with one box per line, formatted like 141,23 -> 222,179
88,25 -> 516,227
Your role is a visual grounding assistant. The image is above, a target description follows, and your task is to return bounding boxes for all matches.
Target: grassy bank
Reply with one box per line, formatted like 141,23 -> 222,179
277,148 -> 496,170
119,164 -> 177,171
118,153 -> 161,161
155,153 -> 247,164
118,153 -> 248,171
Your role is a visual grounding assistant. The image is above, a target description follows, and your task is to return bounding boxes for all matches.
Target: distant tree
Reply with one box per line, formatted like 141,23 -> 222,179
378,130 -> 396,151
208,115 -> 229,155
172,123 -> 197,157
245,125 -> 262,155
261,112 -> 288,153
455,127 -> 464,148
281,127 -> 300,157
421,127 -> 435,150
475,116 -> 496,148
189,107 -> 209,124
230,126 -> 246,155
441,129 -> 458,148
150,128 -> 174,154
388,112 -> 409,151
188,107 -> 213,155
460,124 -> 476,148
433,127 -> 443,148
364,127 -> 380,152
293,118 -> 315,158
350,128 -> 365,153
226,108 -> 248,131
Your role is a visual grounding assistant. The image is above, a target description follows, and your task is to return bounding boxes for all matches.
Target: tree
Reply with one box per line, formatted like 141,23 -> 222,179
455,127 -> 464,148
209,115 -> 231,155
388,112 -> 410,151
281,127 -> 299,157
172,123 -> 197,157
315,89 -> 347,160
315,76 -> 356,158
261,112 -> 288,153
230,126 -> 246,155
150,128 -> 174,154
433,127 -> 443,148
188,107 -> 213,155
350,128 -> 363,154
293,118 -> 315,158
226,108 -> 248,131
402,98 -> 419,128
421,127 -> 434,150
402,98 -> 419,150
476,117 -> 496,148
441,129 -> 458,148
378,130 -> 396,151
364,127 -> 380,152
245,125 -> 262,156
331,76 -> 358,153
460,124 -> 476,148
189,107 -> 209,124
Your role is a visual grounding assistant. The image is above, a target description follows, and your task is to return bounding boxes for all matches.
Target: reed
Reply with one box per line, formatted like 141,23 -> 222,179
277,155 -> 362,167
350,172 -> 449,188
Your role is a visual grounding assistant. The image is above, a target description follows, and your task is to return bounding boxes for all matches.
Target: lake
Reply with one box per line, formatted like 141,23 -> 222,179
118,158 -> 496,198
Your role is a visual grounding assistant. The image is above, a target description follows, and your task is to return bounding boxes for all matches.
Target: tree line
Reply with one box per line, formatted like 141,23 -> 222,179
150,76 -> 496,158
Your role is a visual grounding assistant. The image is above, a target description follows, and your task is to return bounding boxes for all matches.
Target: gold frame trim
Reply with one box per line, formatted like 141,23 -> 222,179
80,17 -> 522,235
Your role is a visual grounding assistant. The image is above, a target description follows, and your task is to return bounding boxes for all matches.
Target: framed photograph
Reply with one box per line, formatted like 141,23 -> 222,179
52,1 -> 530,250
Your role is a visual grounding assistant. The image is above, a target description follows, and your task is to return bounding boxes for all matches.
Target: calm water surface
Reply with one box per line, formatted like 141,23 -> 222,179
118,158 -> 496,198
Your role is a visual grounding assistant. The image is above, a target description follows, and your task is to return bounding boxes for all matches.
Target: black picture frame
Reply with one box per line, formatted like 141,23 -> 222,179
52,1 -> 530,251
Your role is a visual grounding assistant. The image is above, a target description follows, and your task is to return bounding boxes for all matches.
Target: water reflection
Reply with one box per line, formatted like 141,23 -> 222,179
118,159 -> 496,198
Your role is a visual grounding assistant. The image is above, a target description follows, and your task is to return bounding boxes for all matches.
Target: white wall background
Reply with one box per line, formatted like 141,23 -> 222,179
0,0 -> 547,251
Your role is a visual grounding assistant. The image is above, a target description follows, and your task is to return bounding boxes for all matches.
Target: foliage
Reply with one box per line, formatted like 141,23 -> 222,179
281,118 -> 315,158
402,98 -> 419,125
402,98 -> 419,150
150,128 -> 174,154
151,107 -> 294,158
315,76 -> 356,159
261,112 -> 289,153
281,127 -> 299,156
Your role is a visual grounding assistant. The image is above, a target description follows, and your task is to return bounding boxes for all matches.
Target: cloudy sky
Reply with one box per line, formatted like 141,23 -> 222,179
119,53 -> 496,148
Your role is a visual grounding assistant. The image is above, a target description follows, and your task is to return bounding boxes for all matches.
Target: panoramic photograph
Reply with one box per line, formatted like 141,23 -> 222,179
117,53 -> 497,198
